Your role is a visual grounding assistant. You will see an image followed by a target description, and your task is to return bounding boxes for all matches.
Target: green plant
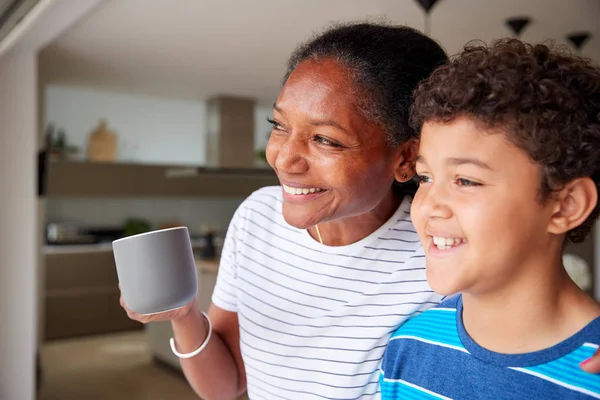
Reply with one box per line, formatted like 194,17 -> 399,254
122,218 -> 151,237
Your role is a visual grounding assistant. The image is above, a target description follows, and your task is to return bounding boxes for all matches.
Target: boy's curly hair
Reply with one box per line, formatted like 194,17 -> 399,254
410,38 -> 600,243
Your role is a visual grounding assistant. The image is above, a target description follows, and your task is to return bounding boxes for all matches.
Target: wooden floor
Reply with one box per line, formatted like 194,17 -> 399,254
38,331 -> 202,400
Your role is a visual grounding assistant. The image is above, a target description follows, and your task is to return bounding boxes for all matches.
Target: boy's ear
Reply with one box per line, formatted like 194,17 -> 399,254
393,138 -> 419,183
548,177 -> 598,236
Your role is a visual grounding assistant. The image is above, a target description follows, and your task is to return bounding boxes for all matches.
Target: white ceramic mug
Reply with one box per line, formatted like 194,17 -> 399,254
112,226 -> 198,315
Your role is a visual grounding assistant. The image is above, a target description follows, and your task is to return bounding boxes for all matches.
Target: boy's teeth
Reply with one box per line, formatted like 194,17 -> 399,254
432,236 -> 466,250
283,184 -> 323,195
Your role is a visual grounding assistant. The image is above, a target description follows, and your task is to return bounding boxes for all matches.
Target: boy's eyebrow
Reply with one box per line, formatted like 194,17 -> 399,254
447,157 -> 493,170
415,155 -> 493,171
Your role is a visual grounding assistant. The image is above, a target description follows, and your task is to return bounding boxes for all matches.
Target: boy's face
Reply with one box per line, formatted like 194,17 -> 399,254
411,117 -> 557,296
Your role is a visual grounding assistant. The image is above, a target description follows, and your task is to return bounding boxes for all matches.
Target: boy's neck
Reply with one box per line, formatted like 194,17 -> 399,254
461,254 -> 600,354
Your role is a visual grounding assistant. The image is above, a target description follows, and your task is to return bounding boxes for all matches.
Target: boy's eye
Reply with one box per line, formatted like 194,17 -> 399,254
455,178 -> 481,187
415,174 -> 432,184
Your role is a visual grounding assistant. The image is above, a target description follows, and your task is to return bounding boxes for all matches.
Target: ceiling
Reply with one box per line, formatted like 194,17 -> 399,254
39,0 -> 600,105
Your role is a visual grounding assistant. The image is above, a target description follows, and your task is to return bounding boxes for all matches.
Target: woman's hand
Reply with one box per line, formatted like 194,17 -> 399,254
118,286 -> 196,323
581,348 -> 600,374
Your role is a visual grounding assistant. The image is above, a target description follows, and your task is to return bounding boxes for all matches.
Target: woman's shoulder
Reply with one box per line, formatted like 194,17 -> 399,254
234,185 -> 283,222
243,185 -> 283,208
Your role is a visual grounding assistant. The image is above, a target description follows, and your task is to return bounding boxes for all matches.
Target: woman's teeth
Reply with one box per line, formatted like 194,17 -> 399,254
283,184 -> 323,195
432,236 -> 467,250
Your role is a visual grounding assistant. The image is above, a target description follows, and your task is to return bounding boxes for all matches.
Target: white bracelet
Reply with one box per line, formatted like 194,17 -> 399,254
169,311 -> 212,359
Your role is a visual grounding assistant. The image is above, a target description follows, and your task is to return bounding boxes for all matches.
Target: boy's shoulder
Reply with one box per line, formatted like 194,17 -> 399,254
388,294 -> 463,348
394,294 -> 460,332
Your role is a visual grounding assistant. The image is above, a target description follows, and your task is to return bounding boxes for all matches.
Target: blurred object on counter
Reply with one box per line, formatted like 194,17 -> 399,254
87,119 -> 117,162
85,226 -> 124,243
46,123 -> 80,161
158,221 -> 182,230
46,223 -> 125,245
198,224 -> 217,259
122,217 -> 151,237
46,222 -> 94,245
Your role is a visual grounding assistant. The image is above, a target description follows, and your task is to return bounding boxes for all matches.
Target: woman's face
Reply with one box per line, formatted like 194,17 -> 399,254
266,58 -> 410,229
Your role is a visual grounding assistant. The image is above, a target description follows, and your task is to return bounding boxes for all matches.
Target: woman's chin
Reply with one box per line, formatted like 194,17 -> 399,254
281,207 -> 319,230
282,214 -> 313,230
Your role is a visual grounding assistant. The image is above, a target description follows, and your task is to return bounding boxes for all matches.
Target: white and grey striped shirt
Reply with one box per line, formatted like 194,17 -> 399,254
212,186 -> 443,400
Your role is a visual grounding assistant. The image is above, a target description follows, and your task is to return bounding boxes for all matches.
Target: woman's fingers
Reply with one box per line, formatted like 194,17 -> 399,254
581,347 -> 600,374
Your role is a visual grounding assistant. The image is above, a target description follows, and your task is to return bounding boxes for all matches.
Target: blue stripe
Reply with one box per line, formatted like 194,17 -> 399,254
381,376 -> 444,399
523,345 -> 600,393
390,309 -> 463,349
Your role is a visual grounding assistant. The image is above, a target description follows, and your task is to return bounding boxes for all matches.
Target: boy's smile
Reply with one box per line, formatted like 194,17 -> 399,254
411,117 -> 561,297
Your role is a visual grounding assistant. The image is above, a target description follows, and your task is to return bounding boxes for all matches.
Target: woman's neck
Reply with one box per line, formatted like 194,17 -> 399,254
308,190 -> 403,246
462,254 -> 600,354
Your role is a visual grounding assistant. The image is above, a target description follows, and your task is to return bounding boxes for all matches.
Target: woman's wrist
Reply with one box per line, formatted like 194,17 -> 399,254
170,302 -> 209,354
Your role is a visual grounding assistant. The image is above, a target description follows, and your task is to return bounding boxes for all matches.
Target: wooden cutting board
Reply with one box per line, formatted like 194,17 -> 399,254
88,120 -> 117,162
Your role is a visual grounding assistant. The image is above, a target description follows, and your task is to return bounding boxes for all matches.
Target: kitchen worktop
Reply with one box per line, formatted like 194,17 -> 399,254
42,239 -> 206,255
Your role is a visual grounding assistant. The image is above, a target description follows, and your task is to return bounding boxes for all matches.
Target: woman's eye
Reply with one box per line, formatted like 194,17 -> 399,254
415,174 -> 432,184
314,136 -> 342,147
455,178 -> 481,187
266,117 -> 284,131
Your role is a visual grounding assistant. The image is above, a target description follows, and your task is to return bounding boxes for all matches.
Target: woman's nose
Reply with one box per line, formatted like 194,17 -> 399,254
274,137 -> 309,174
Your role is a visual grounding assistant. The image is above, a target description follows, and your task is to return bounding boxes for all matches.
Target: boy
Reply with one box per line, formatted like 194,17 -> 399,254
380,38 -> 600,399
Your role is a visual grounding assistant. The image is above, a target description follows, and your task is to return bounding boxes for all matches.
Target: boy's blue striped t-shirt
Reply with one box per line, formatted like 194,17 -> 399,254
380,295 -> 600,399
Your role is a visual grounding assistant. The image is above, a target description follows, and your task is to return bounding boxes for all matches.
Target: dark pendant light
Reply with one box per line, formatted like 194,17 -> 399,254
415,0 -> 440,35
505,17 -> 531,37
567,32 -> 591,52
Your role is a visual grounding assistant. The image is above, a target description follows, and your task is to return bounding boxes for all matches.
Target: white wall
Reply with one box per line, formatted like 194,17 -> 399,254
45,85 -> 208,165
0,49 -> 38,400
45,84 -> 274,166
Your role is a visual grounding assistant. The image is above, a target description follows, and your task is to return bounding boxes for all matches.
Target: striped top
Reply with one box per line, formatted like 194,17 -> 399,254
211,186 -> 443,400
381,295 -> 600,399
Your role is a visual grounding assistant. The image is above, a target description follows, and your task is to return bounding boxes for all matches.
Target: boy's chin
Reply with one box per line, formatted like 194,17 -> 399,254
427,273 -> 462,297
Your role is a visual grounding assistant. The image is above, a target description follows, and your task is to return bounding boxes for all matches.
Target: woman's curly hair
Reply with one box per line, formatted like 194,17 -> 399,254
410,38 -> 600,243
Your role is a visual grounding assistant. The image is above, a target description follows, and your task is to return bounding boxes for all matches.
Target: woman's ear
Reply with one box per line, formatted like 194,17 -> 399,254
393,138 -> 419,182
548,177 -> 598,236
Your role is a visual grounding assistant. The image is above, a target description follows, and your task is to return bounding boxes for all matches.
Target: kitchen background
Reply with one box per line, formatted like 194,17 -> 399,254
0,0 -> 598,399
44,83 -> 274,239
